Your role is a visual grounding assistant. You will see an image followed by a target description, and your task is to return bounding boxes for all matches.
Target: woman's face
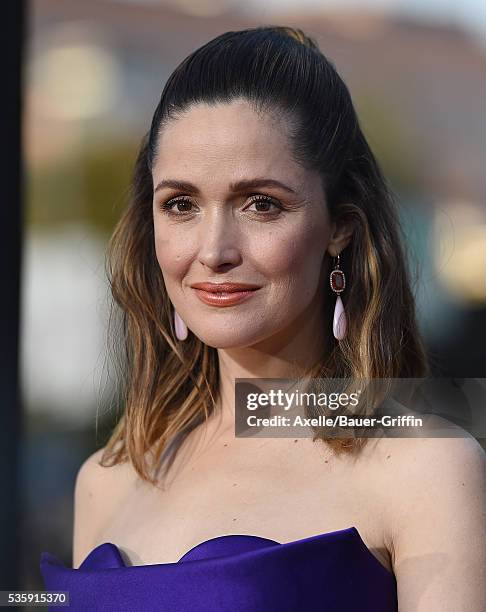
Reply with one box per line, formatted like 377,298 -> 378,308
152,99 -> 334,349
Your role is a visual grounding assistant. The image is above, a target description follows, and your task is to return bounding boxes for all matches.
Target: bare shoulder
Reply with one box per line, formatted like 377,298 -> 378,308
72,446 -> 134,568
375,427 -> 486,611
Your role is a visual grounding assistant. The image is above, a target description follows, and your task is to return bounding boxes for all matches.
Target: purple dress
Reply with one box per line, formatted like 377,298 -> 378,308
40,526 -> 397,611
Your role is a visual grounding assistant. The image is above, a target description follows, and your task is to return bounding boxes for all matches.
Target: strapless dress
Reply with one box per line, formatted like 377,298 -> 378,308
40,526 -> 397,611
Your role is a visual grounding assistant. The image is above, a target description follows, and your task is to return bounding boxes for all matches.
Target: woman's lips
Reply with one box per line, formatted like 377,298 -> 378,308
192,283 -> 259,306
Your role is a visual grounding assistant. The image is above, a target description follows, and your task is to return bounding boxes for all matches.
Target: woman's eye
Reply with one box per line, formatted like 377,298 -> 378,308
160,197 -> 194,213
246,195 -> 282,214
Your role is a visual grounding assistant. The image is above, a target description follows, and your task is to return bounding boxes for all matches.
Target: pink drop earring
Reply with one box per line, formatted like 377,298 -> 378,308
330,253 -> 347,340
173,308 -> 188,341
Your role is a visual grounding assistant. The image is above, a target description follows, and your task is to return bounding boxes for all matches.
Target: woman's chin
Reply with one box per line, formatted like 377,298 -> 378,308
191,329 -> 268,350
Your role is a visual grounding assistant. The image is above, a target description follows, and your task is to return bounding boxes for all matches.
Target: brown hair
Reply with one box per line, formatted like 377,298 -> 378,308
99,25 -> 428,484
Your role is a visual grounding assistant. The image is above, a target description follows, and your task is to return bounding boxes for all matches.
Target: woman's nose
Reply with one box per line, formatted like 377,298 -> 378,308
197,210 -> 241,270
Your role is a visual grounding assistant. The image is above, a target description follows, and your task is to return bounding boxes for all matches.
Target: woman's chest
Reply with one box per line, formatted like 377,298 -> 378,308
94,438 -> 393,573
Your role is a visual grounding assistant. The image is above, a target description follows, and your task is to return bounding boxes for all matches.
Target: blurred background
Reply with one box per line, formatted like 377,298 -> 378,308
6,0 -> 486,602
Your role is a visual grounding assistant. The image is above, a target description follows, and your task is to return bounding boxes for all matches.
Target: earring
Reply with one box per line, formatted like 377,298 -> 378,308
330,253 -> 347,340
173,308 -> 188,341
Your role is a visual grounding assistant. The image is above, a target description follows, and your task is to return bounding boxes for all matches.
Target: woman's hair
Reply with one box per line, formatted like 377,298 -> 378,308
100,25 -> 429,484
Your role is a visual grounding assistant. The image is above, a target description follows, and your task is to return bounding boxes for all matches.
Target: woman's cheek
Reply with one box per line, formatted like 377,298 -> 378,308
154,225 -> 189,274
253,229 -> 310,277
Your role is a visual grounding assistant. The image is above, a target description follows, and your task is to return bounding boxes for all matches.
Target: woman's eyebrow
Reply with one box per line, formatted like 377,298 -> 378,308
154,178 -> 297,195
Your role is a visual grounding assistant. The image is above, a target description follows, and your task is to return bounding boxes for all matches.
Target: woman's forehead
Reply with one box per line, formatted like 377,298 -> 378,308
158,101 -> 288,151
153,102 -> 311,190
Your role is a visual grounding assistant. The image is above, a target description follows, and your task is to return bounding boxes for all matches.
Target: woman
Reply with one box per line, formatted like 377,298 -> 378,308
40,26 -> 486,611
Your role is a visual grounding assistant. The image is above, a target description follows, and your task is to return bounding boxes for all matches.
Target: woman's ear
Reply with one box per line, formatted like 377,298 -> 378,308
327,216 -> 355,257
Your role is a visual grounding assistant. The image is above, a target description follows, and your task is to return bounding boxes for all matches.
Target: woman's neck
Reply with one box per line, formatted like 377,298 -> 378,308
213,311 -> 332,431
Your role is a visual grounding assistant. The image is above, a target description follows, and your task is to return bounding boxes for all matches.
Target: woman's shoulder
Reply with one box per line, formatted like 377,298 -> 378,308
372,421 -> 485,512
377,419 -> 485,479
74,445 -> 135,502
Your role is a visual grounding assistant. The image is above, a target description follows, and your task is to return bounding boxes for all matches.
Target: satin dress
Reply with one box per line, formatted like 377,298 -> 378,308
40,526 -> 397,611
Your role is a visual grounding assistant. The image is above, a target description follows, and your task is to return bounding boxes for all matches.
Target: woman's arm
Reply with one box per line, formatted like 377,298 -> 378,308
390,434 -> 486,611
72,448 -> 107,568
